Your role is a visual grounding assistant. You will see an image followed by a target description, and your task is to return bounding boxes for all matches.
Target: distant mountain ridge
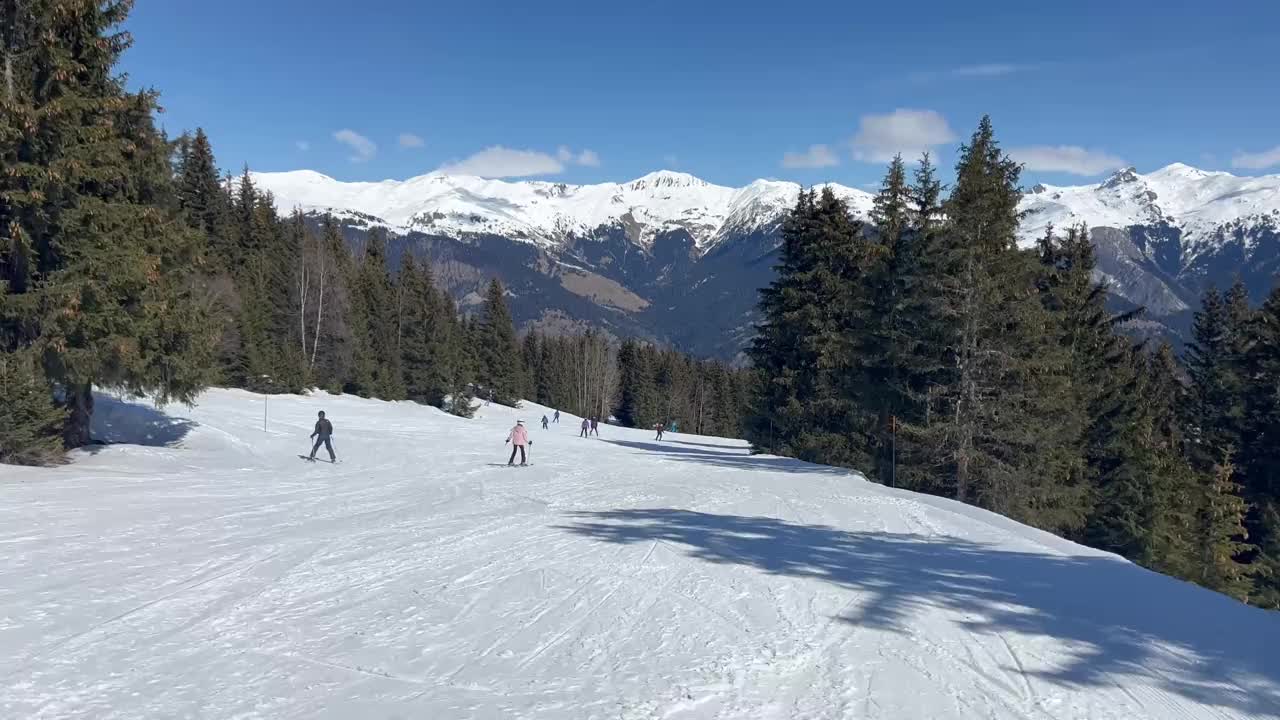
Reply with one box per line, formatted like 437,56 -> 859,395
251,169 -> 875,252
252,164 -> 1280,359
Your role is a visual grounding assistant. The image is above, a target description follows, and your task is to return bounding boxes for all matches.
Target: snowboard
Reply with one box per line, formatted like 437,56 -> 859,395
298,455 -> 338,464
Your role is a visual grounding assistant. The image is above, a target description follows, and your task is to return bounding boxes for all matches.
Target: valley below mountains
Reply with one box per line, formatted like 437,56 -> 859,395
253,164 -> 1280,360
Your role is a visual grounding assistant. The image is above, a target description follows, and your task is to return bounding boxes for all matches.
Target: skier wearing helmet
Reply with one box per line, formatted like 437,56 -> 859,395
505,420 -> 531,466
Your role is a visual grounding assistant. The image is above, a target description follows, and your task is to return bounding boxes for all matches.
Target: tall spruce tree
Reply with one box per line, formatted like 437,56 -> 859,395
0,346 -> 66,465
1240,284 -> 1280,607
477,278 -> 522,405
398,254 -> 441,405
1196,457 -> 1257,602
746,188 -> 869,465
747,189 -> 817,455
1086,344 -> 1197,573
1184,286 -> 1249,471
855,154 -> 943,486
521,331 -> 541,401
310,217 -> 356,392
1039,224 -> 1141,536
177,128 -> 230,260
916,117 -> 1083,530
437,294 -> 475,417
346,228 -> 404,399
1,1 -> 218,448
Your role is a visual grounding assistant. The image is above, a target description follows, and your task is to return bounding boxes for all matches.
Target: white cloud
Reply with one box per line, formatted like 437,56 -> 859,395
781,144 -> 839,169
333,129 -> 377,162
1231,145 -> 1280,170
556,145 -> 601,167
1009,145 -> 1126,176
296,140 -> 310,152
398,133 -> 425,149
911,63 -> 1034,83
951,63 -> 1024,77
851,109 -> 956,163
438,146 -> 565,177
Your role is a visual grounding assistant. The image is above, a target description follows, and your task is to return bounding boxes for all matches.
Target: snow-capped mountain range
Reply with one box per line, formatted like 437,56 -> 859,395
1021,162 -> 1280,252
251,169 -> 874,251
252,164 -> 1280,357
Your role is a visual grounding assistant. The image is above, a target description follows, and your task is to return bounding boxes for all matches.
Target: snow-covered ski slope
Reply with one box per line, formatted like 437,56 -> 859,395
3,389 -> 1278,719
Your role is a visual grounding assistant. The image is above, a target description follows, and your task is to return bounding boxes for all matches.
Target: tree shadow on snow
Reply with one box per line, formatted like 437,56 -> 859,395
558,508 -> 1280,716
603,439 -> 850,476
84,394 -> 197,451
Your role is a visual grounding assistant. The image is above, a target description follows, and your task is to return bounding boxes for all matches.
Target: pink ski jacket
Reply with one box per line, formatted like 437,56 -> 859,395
508,424 -> 529,446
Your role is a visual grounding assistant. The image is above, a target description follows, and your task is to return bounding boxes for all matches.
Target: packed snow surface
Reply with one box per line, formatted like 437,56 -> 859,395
3,389 -> 1278,719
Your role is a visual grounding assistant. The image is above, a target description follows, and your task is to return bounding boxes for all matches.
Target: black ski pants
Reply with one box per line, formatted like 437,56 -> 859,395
508,445 -> 527,465
310,435 -> 335,461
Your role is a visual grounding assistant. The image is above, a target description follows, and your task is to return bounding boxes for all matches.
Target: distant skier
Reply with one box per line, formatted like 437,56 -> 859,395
309,411 -> 336,462
590,416 -> 599,437
553,409 -> 560,423
654,422 -> 665,441
505,420 -> 531,466
579,417 -> 590,438
541,415 -> 550,430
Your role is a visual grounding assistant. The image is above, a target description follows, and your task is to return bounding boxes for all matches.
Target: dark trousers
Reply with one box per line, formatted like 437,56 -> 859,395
310,436 -> 335,461
508,445 -> 527,465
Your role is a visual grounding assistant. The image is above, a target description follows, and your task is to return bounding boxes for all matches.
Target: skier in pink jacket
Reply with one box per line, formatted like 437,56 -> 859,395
506,420 -> 531,466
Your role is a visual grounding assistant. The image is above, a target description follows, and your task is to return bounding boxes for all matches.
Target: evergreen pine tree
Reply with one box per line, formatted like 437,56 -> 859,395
746,190 -> 818,455
309,217 -> 357,392
521,331 -> 541,401
617,340 -> 661,428
177,128 -> 230,260
855,154 -> 943,486
1184,285 -> 1249,471
1239,284 -> 1280,607
915,117 -> 1082,530
746,188 -> 869,465
1,1 -> 218,447
438,295 -> 475,417
476,278 -> 522,405
1196,456 -> 1257,602
0,348 -> 67,466
398,254 -> 443,405
350,228 -> 404,399
1086,344 -> 1198,573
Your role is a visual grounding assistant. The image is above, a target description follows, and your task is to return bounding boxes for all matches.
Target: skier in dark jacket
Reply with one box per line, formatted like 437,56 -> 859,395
590,416 -> 599,437
541,415 -> 550,430
553,409 -> 560,423
309,411 -> 335,462
579,417 -> 590,438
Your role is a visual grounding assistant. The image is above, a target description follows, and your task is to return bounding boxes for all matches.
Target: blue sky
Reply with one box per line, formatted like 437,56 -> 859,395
121,1 -> 1280,188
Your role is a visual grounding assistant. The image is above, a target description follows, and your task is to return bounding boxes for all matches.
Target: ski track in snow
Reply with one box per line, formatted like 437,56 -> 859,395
2,389 -> 1279,719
